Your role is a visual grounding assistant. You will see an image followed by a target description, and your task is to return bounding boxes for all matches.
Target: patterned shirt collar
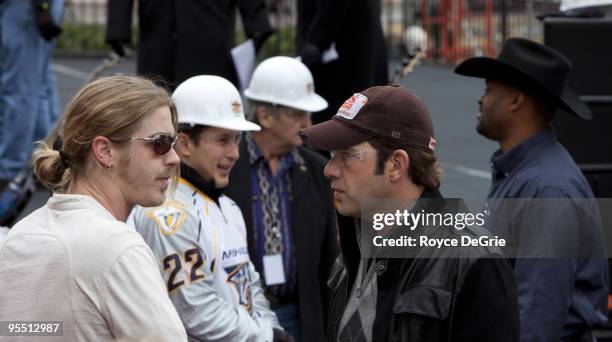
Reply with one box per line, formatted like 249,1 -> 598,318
244,132 -> 305,168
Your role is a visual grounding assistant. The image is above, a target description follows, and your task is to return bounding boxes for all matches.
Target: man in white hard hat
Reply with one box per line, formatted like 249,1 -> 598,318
129,75 -> 293,341
225,56 -> 338,342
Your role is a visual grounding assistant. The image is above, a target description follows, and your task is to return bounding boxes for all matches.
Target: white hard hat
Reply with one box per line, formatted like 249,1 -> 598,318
172,75 -> 261,131
244,56 -> 328,113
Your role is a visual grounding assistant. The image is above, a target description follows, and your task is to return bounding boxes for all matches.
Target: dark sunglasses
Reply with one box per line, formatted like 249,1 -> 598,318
125,134 -> 177,155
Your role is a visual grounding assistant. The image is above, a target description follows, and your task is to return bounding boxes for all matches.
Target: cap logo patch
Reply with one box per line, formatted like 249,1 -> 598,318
231,100 -> 241,114
336,93 -> 368,120
306,82 -> 313,94
429,137 -> 437,151
391,131 -> 401,139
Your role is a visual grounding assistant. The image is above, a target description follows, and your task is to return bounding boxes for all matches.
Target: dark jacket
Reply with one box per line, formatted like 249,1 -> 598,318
225,141 -> 339,342
106,0 -> 272,88
297,0 -> 389,122
327,188 -> 520,341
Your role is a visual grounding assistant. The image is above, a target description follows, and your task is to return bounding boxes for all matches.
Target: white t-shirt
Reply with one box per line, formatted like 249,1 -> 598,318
0,194 -> 187,342
0,226 -> 9,241
130,178 -> 280,342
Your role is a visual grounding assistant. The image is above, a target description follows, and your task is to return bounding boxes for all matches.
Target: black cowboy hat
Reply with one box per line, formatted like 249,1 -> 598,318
455,37 -> 591,120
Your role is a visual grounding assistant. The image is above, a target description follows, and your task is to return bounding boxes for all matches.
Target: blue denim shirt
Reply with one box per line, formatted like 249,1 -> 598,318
485,127 -> 608,341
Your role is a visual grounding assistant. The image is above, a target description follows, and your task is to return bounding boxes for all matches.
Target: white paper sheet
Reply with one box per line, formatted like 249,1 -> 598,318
231,39 -> 256,91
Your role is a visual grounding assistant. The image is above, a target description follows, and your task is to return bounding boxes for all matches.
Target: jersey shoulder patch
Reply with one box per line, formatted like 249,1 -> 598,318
145,200 -> 187,235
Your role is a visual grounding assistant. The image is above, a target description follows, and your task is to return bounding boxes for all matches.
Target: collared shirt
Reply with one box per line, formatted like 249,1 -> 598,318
488,127 -> 593,199
246,133 -> 304,301
485,127 -> 608,340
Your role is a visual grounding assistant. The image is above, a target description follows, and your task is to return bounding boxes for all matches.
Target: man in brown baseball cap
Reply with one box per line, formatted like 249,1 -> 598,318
300,85 -> 519,341
301,85 -> 440,217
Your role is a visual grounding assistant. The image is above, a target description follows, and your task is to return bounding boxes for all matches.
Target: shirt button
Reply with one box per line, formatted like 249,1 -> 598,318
375,263 -> 385,275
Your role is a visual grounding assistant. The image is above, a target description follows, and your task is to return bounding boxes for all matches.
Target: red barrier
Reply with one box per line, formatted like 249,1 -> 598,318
420,0 -> 496,63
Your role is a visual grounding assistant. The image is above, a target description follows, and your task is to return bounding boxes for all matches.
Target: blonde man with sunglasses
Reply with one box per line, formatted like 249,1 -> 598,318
130,75 -> 292,342
0,76 -> 186,341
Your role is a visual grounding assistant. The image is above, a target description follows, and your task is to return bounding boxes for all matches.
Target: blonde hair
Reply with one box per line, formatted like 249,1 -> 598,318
34,76 -> 177,192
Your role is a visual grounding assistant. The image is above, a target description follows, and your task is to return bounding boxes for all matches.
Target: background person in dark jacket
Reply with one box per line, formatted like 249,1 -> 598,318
455,38 -> 608,342
301,85 -> 519,341
297,0 -> 388,124
225,56 -> 337,342
106,0 -> 273,89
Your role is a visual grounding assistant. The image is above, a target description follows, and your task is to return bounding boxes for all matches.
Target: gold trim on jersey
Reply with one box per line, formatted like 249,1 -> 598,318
179,178 -> 213,216
178,178 -> 220,275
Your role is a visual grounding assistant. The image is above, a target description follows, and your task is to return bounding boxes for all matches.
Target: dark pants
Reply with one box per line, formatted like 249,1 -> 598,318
273,303 -> 301,342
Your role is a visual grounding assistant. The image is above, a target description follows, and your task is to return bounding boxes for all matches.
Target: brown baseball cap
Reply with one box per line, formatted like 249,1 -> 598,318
300,85 -> 436,151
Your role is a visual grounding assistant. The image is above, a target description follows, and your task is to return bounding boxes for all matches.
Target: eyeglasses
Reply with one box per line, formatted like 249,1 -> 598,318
330,149 -> 375,166
122,134 -> 177,155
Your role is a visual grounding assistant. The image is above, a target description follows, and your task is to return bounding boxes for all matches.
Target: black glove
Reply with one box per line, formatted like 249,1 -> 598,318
252,30 -> 274,54
273,328 -> 295,342
34,2 -> 62,41
107,40 -> 127,57
299,41 -> 323,70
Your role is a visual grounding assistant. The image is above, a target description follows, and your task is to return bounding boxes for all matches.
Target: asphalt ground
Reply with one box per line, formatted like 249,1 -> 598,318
17,56 -> 498,221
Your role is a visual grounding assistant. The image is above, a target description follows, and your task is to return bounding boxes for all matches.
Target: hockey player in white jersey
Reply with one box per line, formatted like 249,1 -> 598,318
129,75 -> 293,342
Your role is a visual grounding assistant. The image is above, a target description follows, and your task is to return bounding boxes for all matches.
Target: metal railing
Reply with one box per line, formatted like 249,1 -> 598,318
58,0 -> 562,63
384,0 -> 562,62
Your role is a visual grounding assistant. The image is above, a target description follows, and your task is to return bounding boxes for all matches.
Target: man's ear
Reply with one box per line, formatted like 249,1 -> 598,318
91,136 -> 114,168
174,133 -> 192,158
387,149 -> 409,182
509,91 -> 526,112
256,106 -> 274,129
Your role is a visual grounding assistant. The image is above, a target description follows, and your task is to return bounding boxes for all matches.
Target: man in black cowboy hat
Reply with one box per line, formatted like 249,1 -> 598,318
455,38 -> 608,341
